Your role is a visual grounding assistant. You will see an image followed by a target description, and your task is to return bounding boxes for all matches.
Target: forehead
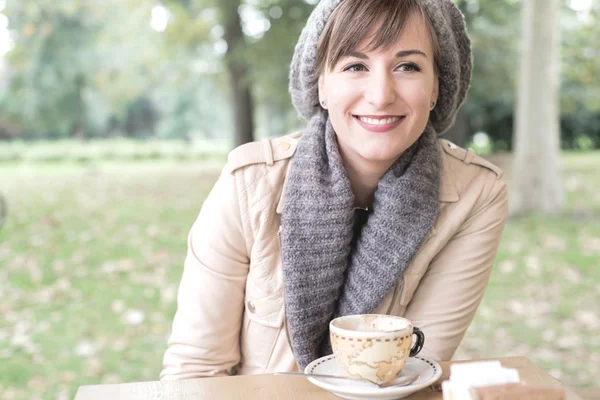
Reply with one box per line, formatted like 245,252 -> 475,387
353,13 -> 433,56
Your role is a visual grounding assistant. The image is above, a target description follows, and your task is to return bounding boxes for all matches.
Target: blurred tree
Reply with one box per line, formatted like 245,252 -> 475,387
166,0 -> 255,146
459,0 -> 600,151
560,1 -> 600,149
125,97 -> 160,138
220,0 -> 254,146
154,1 -> 231,140
0,0 -> 164,139
512,0 -> 563,214
452,0 -> 521,148
247,0 -> 313,136
442,0 -> 472,147
0,1 -> 103,138
0,0 -> 598,150
0,116 -> 20,140
164,0 -> 311,145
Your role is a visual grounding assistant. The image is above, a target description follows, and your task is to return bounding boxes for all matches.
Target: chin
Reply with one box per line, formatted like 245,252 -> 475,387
357,147 -> 404,164
357,133 -> 417,160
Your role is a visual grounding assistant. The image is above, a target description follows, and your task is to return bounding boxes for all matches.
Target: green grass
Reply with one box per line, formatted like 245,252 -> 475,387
455,152 -> 600,388
0,138 -> 230,164
0,152 -> 599,399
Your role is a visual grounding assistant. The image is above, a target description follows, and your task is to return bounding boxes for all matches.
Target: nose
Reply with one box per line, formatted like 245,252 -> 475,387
364,70 -> 396,109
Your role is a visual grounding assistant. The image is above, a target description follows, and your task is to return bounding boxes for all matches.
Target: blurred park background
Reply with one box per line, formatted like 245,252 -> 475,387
0,0 -> 599,399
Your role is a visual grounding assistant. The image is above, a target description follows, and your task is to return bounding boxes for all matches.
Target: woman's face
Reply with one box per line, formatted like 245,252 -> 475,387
318,13 -> 438,170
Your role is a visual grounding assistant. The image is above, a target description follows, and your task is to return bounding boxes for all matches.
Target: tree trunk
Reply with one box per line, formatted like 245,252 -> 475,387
220,0 -> 255,147
512,0 -> 563,214
71,75 -> 86,140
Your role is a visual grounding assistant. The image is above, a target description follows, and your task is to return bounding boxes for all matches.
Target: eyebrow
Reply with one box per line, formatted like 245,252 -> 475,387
348,49 -> 428,59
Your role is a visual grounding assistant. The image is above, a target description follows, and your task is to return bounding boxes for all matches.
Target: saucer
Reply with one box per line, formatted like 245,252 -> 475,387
304,355 -> 442,400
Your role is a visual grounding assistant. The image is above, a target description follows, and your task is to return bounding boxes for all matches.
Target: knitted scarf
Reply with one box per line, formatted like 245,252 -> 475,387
280,113 -> 441,369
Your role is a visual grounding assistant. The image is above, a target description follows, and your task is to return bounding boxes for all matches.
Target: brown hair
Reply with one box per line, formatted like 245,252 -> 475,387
316,0 -> 441,76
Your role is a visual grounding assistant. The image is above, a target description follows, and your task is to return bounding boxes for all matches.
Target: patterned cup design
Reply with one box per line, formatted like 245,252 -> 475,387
329,314 -> 423,384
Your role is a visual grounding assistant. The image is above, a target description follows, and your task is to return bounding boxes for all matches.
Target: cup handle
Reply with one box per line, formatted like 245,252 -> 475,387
409,327 -> 425,357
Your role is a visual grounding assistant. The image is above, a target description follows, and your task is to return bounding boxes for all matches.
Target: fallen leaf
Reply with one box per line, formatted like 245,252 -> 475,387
574,310 -> 600,330
75,341 -> 97,357
123,309 -> 145,326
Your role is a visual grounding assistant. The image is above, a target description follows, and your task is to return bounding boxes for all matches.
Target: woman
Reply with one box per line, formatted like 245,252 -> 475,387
161,0 -> 508,379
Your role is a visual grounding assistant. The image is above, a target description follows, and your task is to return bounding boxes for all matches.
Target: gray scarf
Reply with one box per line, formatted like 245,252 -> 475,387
280,113 -> 441,369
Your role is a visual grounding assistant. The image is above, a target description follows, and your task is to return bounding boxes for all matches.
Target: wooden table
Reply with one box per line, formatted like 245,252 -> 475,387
75,356 -> 583,400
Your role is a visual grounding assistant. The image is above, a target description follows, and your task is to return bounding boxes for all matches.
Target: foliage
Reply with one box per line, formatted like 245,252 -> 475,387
0,0 -> 599,147
454,0 -> 520,148
245,0 -> 313,125
559,2 -> 600,150
0,1 -> 163,138
456,0 -> 600,150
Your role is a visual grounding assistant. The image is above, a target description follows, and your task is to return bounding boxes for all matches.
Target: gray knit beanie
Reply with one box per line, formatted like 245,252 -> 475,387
289,0 -> 472,134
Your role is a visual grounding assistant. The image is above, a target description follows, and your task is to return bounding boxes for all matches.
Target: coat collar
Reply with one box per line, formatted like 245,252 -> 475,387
276,140 -> 459,214
438,140 -> 460,202
276,159 -> 293,214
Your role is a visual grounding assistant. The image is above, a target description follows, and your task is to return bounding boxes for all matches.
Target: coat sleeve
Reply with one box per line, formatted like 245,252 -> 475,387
160,166 -> 250,379
403,177 -> 508,361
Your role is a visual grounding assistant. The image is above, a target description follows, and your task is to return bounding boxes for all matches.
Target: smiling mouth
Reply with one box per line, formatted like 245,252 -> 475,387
353,115 -> 406,132
353,115 -> 405,125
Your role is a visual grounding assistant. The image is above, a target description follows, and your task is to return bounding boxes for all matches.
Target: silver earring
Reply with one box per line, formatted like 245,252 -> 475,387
321,100 -> 326,107
430,101 -> 436,109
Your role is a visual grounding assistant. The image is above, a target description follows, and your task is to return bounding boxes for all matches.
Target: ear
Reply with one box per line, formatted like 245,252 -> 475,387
318,75 -> 327,108
432,74 -> 439,105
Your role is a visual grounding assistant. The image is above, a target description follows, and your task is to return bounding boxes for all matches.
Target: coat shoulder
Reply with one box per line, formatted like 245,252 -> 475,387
227,131 -> 302,173
439,139 -> 504,180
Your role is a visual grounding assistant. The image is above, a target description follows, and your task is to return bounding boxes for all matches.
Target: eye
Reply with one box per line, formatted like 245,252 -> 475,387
343,63 -> 367,72
397,63 -> 421,73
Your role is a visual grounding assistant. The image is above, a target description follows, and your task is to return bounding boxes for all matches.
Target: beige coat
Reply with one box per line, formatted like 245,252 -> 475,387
160,132 -> 508,380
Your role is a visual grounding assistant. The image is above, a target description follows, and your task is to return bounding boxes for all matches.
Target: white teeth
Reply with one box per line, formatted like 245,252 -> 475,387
358,116 -> 401,125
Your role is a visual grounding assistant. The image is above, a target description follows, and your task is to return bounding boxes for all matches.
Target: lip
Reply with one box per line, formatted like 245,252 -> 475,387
353,115 -> 405,133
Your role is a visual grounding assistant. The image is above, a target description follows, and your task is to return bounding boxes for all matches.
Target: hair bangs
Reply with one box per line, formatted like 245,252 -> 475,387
317,0 -> 439,76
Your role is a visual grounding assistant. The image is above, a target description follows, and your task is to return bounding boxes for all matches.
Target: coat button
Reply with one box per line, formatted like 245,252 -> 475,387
247,301 -> 256,313
279,141 -> 291,151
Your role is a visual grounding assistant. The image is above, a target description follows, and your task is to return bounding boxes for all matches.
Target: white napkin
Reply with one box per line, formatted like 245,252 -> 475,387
442,361 -> 520,400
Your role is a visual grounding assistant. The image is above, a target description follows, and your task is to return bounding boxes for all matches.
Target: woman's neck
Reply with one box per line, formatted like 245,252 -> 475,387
340,151 -> 395,209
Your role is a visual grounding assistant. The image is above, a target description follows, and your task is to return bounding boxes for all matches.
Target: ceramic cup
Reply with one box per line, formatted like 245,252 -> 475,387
329,314 -> 425,385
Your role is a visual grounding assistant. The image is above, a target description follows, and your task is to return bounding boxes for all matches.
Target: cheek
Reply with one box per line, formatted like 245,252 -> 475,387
402,83 -> 432,109
325,76 -> 359,113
